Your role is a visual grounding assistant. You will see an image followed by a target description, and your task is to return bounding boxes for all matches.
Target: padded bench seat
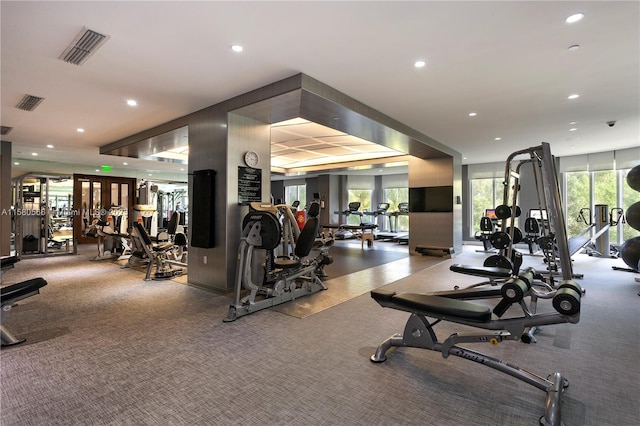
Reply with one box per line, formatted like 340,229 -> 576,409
371,289 -> 492,323
1,278 -> 47,302
449,264 -> 512,279
1,277 -> 48,347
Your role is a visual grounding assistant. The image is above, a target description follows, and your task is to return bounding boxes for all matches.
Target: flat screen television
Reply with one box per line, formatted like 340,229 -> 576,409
408,186 -> 453,212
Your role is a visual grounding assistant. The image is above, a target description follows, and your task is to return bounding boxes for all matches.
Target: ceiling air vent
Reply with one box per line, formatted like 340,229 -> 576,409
16,94 -> 45,111
1,126 -> 13,135
59,27 -> 110,66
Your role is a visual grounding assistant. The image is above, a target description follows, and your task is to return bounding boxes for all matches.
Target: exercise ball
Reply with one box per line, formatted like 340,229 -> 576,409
627,164 -> 640,192
626,201 -> 640,231
620,236 -> 640,271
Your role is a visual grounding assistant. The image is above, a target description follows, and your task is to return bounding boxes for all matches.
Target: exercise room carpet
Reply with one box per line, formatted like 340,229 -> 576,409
271,243 -> 443,318
1,244 -> 638,425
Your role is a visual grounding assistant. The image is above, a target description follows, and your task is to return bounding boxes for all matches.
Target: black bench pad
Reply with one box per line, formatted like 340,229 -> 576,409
450,264 -> 512,278
371,289 -> 491,323
1,255 -> 19,268
1,278 -> 48,302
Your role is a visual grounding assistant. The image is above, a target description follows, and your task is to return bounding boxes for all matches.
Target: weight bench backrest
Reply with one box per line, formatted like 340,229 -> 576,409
524,217 -> 540,234
133,222 -> 153,246
480,216 -> 494,232
167,212 -> 179,235
295,202 -> 321,258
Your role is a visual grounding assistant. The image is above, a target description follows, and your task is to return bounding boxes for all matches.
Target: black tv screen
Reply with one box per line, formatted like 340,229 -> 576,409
409,186 -> 453,212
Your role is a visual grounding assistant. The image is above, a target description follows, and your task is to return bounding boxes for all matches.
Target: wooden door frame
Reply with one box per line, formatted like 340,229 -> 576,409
73,174 -> 136,244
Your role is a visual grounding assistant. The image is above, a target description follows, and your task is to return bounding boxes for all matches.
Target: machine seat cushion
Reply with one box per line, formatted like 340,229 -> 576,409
449,264 -> 512,278
1,278 -> 47,303
274,257 -> 301,269
153,242 -> 174,251
371,289 -> 491,322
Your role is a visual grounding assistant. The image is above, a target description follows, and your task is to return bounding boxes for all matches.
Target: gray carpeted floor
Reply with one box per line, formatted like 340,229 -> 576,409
0,243 -> 638,425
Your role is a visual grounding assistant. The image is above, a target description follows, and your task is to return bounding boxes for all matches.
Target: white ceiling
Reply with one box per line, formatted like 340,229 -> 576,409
2,1 -> 639,179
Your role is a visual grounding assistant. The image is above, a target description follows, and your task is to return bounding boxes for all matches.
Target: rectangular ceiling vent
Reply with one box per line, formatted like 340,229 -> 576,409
59,27 -> 110,66
16,94 -> 45,111
1,126 -> 14,135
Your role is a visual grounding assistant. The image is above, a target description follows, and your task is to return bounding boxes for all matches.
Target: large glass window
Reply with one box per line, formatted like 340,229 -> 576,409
470,177 -> 502,237
565,171 -> 590,238
564,168 -> 639,244
285,184 -> 306,207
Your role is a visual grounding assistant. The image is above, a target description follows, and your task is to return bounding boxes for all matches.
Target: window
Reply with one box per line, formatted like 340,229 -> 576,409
564,168 -> 639,244
285,184 -> 306,207
565,171 -> 590,238
470,177 -> 502,237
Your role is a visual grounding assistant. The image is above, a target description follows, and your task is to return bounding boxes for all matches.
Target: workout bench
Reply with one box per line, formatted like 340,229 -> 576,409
1,278 -> 48,347
369,276 -> 582,426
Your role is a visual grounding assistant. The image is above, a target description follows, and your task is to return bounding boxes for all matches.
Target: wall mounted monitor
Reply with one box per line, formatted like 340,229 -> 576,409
408,186 -> 453,213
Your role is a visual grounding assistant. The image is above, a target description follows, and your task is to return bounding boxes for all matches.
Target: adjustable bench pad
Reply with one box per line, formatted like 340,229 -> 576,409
371,289 -> 491,323
1,278 -> 47,303
449,264 -> 512,279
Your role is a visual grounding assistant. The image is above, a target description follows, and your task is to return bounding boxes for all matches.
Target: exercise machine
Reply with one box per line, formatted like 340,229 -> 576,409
84,205 -> 129,260
474,209 -> 498,252
450,143 -> 578,342
224,201 -> 332,322
362,202 -> 390,230
130,222 -> 183,280
369,274 -> 582,426
332,202 -> 363,239
1,277 -> 47,346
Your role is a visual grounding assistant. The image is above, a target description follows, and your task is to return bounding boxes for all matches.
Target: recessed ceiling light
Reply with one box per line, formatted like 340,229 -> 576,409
569,128 -> 578,132
568,44 -> 580,51
31,152 -> 37,156
565,13 -> 584,24
46,144 -> 54,148
414,60 -> 426,68
77,128 -> 85,133
468,112 -> 477,117
123,162 -> 128,166
567,94 -> 580,100
95,169 -> 100,172
14,162 -> 19,165
127,99 -> 137,106
231,44 -> 243,52
494,137 -> 501,141
569,121 -> 577,125
463,157 -> 467,160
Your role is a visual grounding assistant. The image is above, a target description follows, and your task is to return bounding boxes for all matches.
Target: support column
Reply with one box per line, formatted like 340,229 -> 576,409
1,141 -> 12,256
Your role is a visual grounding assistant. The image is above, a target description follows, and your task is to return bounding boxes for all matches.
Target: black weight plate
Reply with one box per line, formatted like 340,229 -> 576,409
490,231 -> 511,249
507,227 -> 523,244
483,254 -> 513,270
514,206 -> 522,217
494,205 -> 512,220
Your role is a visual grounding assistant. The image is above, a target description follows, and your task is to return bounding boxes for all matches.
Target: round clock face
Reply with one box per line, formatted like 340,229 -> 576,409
244,151 -> 259,167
